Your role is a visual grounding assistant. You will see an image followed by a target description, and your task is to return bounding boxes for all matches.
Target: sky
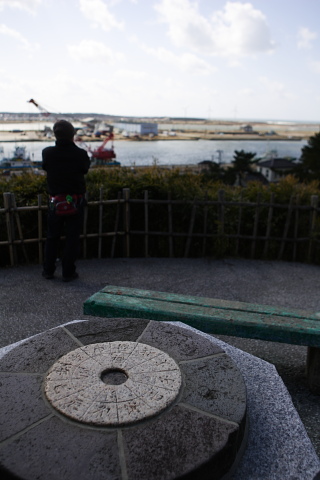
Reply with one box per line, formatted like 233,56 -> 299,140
1,0 -> 320,122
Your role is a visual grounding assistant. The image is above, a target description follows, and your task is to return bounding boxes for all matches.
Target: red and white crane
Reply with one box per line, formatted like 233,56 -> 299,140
76,130 -> 118,165
28,98 -> 119,166
27,98 -> 51,117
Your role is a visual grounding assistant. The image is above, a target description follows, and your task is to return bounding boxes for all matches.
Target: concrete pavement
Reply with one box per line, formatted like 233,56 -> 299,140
1,257 -> 320,458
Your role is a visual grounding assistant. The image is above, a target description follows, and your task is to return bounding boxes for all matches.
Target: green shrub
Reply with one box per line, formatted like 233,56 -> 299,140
1,168 -> 320,265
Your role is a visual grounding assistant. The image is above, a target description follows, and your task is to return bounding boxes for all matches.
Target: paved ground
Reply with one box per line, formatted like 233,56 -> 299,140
1,257 -> 319,458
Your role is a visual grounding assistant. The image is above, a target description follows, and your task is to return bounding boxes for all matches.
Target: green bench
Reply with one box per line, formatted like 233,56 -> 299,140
83,285 -> 320,395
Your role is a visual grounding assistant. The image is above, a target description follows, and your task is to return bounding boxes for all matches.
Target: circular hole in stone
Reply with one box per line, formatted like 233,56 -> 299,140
100,368 -> 128,385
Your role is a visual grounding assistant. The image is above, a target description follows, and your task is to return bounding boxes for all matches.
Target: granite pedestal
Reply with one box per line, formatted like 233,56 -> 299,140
0,318 -> 319,480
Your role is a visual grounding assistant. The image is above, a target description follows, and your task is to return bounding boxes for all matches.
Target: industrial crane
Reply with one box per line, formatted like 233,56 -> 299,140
76,130 -> 119,166
28,98 -> 119,166
27,98 -> 51,117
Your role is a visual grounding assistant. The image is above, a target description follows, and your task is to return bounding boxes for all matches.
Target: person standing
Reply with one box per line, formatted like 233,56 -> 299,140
42,120 -> 90,281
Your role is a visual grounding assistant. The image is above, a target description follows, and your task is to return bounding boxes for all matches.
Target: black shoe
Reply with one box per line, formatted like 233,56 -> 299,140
62,272 -> 79,282
42,271 -> 54,280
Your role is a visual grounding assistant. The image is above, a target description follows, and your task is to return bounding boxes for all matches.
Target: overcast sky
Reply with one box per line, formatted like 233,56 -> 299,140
1,0 -> 320,121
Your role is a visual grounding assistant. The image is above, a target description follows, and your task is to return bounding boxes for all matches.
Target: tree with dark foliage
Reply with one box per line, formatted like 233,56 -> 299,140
227,150 -> 257,186
294,132 -> 320,182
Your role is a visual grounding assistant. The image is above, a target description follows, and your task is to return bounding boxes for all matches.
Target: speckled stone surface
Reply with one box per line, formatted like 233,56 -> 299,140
0,318 -> 247,480
121,404 -> 239,480
45,342 -> 182,426
176,323 -> 320,480
0,374 -> 49,443
1,318 -> 320,479
0,417 -> 121,480
180,355 -> 247,425
0,327 -> 80,374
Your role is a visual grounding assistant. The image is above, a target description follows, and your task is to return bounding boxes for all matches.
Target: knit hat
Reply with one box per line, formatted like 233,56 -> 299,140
53,120 -> 75,140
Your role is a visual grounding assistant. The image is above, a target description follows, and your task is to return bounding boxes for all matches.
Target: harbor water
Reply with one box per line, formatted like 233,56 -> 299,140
0,139 -> 308,167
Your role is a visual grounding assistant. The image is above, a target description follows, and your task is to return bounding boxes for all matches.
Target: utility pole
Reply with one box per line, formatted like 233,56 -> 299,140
216,149 -> 223,164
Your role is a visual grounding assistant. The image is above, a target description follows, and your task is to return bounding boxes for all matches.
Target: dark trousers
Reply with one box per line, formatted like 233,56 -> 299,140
44,208 -> 84,277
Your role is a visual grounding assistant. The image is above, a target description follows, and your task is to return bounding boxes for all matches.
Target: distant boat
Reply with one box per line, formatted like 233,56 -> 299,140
90,143 -> 120,167
90,156 -> 121,167
0,146 -> 35,175
76,132 -> 121,167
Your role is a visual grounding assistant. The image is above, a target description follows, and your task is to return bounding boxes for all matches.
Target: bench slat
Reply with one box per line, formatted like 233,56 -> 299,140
99,285 -> 319,320
83,288 -> 320,347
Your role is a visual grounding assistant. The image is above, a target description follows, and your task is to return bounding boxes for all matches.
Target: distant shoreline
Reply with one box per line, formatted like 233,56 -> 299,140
0,117 -> 317,144
0,131 -> 309,143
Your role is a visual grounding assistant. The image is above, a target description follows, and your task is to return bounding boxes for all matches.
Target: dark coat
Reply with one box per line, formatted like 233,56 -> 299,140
42,139 -> 90,195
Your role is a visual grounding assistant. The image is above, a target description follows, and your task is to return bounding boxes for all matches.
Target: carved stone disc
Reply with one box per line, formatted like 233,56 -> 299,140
44,341 -> 182,426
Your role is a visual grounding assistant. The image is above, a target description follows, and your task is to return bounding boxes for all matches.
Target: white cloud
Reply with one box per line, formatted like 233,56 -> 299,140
132,34 -> 216,75
238,87 -> 254,96
155,0 -> 213,51
155,0 -> 275,57
297,27 -> 317,50
259,76 -> 295,101
0,0 -> 42,13
172,51 -> 216,74
68,39 -> 124,63
259,76 -> 285,94
114,69 -> 147,81
0,24 -> 37,50
142,45 -> 216,74
214,2 -> 275,55
21,71 -> 106,113
79,0 -> 124,31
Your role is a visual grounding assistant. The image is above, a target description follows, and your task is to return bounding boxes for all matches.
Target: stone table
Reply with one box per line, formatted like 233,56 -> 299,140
0,318 -> 319,480
0,318 -> 247,480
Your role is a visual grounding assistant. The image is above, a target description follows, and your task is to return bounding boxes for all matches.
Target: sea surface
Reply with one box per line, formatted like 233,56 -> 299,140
0,138 -> 308,166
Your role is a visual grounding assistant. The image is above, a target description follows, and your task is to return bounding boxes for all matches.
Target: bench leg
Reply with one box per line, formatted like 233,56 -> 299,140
306,347 -> 320,395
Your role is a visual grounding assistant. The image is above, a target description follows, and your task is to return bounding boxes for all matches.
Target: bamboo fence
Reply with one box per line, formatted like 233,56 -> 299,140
1,188 -> 320,266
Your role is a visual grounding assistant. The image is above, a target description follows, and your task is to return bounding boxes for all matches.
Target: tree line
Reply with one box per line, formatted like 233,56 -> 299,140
202,132 -> 320,185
